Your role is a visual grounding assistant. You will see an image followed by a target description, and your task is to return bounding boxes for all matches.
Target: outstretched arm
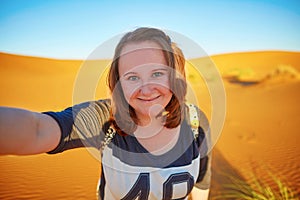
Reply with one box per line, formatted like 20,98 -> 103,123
0,107 -> 60,155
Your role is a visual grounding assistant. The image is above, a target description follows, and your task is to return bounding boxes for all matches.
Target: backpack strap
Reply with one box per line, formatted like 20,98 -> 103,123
101,126 -> 116,151
186,102 -> 199,139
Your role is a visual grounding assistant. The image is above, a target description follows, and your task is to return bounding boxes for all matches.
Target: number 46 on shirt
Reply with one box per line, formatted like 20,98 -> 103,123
121,172 -> 194,200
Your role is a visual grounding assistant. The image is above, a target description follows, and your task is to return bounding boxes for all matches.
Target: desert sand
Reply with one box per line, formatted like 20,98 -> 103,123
0,51 -> 299,199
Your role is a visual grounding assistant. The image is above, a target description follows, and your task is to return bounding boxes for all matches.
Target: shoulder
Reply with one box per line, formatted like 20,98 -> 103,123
71,99 -> 111,117
72,99 -> 111,110
185,103 -> 211,155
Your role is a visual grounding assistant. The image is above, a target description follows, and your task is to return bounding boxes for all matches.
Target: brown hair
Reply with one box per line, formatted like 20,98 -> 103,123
108,27 -> 187,135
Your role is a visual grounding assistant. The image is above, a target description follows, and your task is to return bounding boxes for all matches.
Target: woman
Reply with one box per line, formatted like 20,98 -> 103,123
0,27 -> 211,199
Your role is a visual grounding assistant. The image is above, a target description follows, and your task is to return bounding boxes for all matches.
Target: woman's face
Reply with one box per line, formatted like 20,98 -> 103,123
118,41 -> 173,122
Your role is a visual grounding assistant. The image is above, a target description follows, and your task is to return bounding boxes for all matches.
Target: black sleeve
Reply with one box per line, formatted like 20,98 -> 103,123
195,152 -> 212,190
194,109 -> 212,190
44,99 -> 111,154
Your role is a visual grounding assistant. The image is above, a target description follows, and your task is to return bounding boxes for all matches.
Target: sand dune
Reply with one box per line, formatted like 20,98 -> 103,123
0,51 -> 299,199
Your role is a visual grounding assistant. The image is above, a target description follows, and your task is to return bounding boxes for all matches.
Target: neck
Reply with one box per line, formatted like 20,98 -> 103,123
136,112 -> 162,126
137,114 -> 151,126
135,125 -> 181,155
134,114 -> 165,139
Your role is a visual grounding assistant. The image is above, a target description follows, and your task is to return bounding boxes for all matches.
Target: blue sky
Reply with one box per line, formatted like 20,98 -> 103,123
0,0 -> 299,59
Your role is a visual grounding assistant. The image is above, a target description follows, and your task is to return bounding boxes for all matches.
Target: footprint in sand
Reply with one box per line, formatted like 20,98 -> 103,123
229,121 -> 256,143
237,131 -> 256,143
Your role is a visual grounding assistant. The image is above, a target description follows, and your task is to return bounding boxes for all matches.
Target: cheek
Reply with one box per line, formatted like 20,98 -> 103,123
161,77 -> 172,92
121,82 -> 139,101
159,86 -> 172,96
157,79 -> 172,94
164,89 -> 173,102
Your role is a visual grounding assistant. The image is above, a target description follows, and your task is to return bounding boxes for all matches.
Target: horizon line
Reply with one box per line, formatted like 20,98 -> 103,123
1,49 -> 300,61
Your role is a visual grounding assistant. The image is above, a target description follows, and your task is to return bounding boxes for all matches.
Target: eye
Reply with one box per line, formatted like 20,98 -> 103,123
152,71 -> 164,78
127,75 -> 139,81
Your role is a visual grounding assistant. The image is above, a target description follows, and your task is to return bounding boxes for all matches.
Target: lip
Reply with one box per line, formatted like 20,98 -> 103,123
137,96 -> 160,102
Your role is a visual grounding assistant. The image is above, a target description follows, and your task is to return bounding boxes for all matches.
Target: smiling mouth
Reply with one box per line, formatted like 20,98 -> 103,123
138,96 -> 160,102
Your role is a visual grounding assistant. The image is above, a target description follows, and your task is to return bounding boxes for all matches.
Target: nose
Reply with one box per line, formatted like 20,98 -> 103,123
139,83 -> 154,96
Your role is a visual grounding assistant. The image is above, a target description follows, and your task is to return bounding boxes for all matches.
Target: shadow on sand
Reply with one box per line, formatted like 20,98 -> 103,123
209,147 -> 248,199
224,77 -> 261,86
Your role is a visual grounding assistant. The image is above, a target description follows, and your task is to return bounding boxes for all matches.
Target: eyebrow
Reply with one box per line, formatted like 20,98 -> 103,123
152,68 -> 169,72
151,67 -> 169,74
123,66 -> 169,77
123,71 -> 138,77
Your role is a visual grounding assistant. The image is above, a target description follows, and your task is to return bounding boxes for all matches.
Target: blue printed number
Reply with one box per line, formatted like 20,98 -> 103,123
163,172 -> 194,200
122,172 -> 194,200
121,173 -> 150,200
